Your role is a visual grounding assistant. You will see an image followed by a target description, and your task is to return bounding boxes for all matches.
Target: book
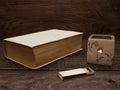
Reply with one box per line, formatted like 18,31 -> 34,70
3,29 -> 83,69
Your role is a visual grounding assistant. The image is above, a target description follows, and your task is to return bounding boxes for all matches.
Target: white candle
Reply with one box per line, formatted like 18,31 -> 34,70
87,34 -> 115,66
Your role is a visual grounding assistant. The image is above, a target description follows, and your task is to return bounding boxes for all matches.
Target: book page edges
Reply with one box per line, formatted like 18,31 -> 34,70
4,48 -> 82,69
3,38 -> 82,69
3,40 -> 36,68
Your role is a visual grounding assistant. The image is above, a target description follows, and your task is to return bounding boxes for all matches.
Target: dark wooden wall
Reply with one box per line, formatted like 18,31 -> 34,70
0,0 -> 120,39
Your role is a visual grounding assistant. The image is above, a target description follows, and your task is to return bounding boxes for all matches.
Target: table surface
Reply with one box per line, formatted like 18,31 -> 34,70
0,39 -> 120,90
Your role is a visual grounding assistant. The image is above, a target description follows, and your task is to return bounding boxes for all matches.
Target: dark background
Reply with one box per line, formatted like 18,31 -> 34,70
0,1 -> 120,89
0,0 -> 120,39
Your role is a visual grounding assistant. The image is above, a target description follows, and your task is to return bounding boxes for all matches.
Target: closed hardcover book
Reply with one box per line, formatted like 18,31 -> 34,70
3,29 -> 83,69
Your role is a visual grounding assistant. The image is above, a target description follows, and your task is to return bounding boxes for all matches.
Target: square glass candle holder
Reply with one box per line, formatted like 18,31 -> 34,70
87,34 -> 115,66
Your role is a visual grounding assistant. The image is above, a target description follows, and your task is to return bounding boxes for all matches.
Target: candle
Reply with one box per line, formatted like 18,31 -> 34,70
87,34 -> 115,66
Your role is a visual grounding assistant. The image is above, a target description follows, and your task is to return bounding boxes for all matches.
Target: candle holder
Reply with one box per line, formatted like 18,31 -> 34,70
87,34 -> 115,66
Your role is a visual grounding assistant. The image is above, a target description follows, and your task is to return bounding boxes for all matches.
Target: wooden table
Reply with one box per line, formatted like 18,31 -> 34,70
0,39 -> 120,90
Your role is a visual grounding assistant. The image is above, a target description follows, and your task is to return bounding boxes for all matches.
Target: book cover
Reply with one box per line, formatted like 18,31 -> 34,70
3,29 -> 83,69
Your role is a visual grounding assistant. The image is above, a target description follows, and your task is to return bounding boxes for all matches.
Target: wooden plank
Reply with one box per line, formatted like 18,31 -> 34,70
0,0 -> 120,39
0,39 -> 120,70
0,71 -> 119,90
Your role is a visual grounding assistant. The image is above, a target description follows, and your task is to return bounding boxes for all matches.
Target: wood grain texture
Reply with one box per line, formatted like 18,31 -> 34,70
0,0 -> 120,39
0,71 -> 119,90
0,39 -> 120,71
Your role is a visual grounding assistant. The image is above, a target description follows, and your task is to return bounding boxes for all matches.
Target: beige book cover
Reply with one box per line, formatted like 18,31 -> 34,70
3,29 -> 83,69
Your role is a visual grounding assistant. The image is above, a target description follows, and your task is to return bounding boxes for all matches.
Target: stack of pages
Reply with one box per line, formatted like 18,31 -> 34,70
3,29 -> 83,69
